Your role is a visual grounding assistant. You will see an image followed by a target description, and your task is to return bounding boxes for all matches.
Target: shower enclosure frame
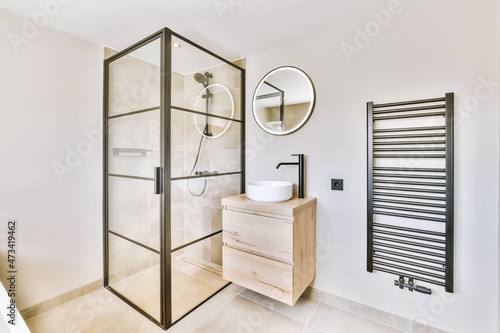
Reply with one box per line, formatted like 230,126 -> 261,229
103,28 -> 245,330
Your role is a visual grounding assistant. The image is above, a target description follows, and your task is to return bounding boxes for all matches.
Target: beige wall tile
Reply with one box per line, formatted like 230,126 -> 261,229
109,210 -> 150,244
108,180 -> 151,216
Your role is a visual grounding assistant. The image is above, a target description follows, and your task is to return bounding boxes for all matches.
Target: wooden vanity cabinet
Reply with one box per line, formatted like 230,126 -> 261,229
221,194 -> 316,305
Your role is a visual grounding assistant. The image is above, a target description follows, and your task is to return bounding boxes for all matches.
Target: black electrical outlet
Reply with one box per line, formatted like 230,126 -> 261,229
331,179 -> 343,191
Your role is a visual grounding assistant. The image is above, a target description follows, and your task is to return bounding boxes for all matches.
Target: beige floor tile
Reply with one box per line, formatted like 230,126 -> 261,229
412,322 -> 449,333
172,273 -> 224,322
308,303 -> 404,333
26,288 -> 128,333
109,265 -> 161,322
167,289 -> 237,333
302,326 -> 325,333
190,266 -> 227,289
192,296 -> 304,333
225,282 -> 245,294
310,289 -> 411,332
239,288 -> 319,324
81,307 -> 163,333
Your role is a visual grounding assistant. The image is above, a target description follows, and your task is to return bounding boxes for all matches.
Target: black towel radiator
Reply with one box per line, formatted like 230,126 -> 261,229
367,93 -> 454,294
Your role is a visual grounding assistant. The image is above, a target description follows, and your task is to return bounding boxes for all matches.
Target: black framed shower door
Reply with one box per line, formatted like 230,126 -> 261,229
103,28 -> 245,330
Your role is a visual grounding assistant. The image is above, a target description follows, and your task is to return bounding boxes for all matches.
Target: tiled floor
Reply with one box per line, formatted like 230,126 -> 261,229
24,281 -> 423,333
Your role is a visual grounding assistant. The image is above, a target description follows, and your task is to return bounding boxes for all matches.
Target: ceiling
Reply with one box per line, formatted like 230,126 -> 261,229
0,0 -> 406,60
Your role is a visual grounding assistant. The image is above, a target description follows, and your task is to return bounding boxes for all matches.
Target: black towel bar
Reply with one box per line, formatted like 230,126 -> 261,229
368,93 -> 454,293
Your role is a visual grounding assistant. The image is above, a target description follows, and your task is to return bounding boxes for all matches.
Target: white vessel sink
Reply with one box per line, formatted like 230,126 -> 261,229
246,181 -> 293,203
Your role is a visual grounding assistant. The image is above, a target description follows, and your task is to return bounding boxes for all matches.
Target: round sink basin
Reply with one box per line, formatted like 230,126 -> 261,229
246,181 -> 293,203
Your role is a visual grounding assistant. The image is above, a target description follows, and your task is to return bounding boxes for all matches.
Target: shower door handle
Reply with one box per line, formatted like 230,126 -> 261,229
154,167 -> 163,194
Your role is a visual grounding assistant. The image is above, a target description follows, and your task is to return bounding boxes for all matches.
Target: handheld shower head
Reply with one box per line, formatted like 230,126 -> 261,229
194,72 -> 213,88
194,73 -> 207,87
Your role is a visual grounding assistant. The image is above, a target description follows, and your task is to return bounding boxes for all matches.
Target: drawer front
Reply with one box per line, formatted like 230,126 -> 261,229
223,209 -> 293,262
223,246 -> 293,305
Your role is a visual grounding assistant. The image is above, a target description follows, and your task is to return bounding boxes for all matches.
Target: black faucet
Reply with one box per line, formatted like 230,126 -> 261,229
276,154 -> 305,198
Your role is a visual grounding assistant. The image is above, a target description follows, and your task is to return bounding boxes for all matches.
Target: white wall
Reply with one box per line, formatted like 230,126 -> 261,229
0,8 -> 103,309
246,1 -> 499,332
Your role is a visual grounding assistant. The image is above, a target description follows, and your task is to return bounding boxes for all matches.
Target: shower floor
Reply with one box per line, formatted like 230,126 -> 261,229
109,254 -> 227,323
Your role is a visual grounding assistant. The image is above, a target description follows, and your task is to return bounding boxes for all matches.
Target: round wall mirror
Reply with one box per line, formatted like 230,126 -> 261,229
252,66 -> 315,135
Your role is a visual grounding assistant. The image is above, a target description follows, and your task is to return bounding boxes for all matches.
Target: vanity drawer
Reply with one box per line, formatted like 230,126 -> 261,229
223,246 -> 294,305
222,209 -> 293,262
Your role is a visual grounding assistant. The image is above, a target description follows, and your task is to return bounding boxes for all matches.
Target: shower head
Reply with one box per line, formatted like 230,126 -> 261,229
194,72 -> 213,88
194,73 -> 207,87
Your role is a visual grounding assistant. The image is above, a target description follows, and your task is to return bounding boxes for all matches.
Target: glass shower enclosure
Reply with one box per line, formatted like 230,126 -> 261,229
103,28 -> 245,330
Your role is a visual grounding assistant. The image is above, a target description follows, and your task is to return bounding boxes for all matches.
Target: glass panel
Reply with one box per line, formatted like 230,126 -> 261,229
171,109 -> 241,179
108,38 -> 161,117
171,174 -> 241,250
108,110 -> 160,179
171,36 -> 242,121
108,233 -> 160,322
171,235 -> 227,322
108,176 -> 160,251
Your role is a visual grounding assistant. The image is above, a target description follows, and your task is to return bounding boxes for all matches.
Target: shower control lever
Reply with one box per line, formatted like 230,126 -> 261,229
195,170 -> 219,176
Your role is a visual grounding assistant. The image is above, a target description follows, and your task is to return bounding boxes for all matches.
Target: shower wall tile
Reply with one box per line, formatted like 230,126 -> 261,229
150,207 -> 160,238
172,71 -> 185,109
109,55 -> 154,87
184,73 -> 206,100
212,63 -> 241,91
149,112 -> 160,150
209,177 -> 240,209
109,180 -> 151,216
172,107 -> 185,124
171,202 -> 185,230
109,236 -> 151,282
210,150 -> 241,174
171,123 -> 185,151
232,58 -> 246,69
109,115 -> 151,148
182,178 -> 211,206
108,54 -> 161,116
149,188 -> 160,210
183,229 -> 205,246
109,210 -> 150,245
171,151 -> 185,178
150,247 -> 160,266
184,124 -> 210,151
184,202 -> 211,235
108,154 -> 152,179
109,81 -> 151,116
183,98 -> 196,114
171,180 -> 186,203
230,89 -> 242,120
210,122 -> 241,150
171,229 -> 186,250
183,151 -> 210,178
184,235 -> 211,262
150,64 -> 161,94
104,47 -> 118,59
210,208 -> 222,232
108,114 -> 159,178
210,234 -> 223,266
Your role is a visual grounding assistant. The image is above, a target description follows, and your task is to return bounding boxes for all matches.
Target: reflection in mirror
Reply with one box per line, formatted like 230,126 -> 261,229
252,66 -> 315,135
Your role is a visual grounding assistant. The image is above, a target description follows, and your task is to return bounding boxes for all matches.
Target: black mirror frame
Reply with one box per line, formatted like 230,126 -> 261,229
252,66 -> 316,136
